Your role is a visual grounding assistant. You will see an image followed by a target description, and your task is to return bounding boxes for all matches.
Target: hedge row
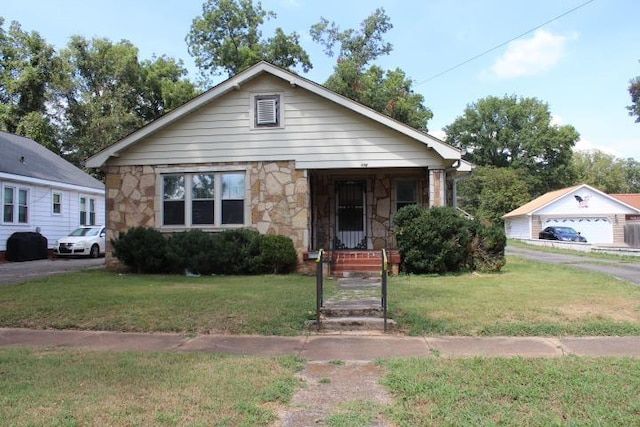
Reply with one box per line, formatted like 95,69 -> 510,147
394,205 -> 506,274
111,227 -> 298,275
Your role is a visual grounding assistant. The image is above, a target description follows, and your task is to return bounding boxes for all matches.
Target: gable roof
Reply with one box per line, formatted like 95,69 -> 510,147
611,194 -> 640,210
0,131 -> 104,190
87,61 -> 461,168
504,184 -> 640,218
503,185 -> 583,218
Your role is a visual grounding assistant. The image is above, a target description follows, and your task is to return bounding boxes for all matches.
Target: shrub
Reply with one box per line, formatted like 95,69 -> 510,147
393,206 -> 506,274
216,228 -> 265,275
112,227 -> 300,275
111,227 -> 168,274
469,222 -> 507,272
166,229 -> 220,275
260,234 -> 298,274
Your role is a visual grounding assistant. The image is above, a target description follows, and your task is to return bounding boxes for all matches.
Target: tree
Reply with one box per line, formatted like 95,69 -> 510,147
457,166 -> 531,225
571,150 -> 640,193
60,36 -> 197,166
310,8 -> 392,67
444,95 -> 579,196
628,62 -> 640,122
0,17 -> 63,150
186,0 -> 311,79
311,8 -> 433,131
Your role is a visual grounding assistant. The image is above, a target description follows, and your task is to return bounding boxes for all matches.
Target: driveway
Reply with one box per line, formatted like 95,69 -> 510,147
506,245 -> 640,285
0,257 -> 105,287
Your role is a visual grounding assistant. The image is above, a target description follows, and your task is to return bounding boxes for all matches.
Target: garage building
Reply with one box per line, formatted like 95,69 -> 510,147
503,184 -> 640,245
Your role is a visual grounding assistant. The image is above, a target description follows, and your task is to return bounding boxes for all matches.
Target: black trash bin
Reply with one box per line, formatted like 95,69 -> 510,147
6,232 -> 48,262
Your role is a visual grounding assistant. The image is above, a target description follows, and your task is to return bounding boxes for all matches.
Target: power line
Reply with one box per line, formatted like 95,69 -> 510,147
415,0 -> 596,86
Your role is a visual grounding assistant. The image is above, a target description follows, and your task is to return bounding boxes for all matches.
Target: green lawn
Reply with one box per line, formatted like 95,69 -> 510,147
0,256 -> 639,336
390,257 -> 640,335
381,356 -> 640,426
0,271 -> 322,335
0,347 -> 304,426
1,347 -> 639,426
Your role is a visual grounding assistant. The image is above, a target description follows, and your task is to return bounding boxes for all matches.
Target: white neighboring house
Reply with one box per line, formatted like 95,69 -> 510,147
503,184 -> 640,245
0,131 -> 105,259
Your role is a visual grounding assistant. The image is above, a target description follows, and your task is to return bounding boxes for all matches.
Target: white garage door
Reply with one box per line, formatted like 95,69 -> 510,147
545,217 -> 613,244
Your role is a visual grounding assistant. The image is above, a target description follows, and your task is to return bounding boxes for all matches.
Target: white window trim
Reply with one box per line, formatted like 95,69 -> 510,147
2,184 -> 30,225
52,191 -> 62,215
156,166 -> 250,230
249,92 -> 285,130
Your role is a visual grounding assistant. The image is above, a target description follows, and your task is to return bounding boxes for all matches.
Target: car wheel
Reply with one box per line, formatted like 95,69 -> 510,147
90,244 -> 100,258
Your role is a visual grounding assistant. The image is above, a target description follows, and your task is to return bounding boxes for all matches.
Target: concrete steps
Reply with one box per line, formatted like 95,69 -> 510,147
314,275 -> 394,332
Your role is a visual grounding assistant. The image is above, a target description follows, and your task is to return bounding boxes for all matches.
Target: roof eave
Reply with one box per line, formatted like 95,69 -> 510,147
86,61 -> 461,168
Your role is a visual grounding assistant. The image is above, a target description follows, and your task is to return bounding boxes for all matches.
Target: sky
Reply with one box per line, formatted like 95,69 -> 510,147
3,0 -> 639,161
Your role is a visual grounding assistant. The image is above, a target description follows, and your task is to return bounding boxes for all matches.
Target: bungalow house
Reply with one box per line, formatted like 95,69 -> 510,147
0,131 -> 105,260
503,184 -> 640,245
86,61 -> 466,272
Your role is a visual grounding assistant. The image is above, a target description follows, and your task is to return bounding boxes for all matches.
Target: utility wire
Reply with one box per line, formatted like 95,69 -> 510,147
415,0 -> 596,86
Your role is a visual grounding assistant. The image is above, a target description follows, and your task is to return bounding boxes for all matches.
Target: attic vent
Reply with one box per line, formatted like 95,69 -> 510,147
255,94 -> 280,127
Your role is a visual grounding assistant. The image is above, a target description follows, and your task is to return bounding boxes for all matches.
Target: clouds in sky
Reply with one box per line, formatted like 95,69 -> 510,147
491,29 -> 576,79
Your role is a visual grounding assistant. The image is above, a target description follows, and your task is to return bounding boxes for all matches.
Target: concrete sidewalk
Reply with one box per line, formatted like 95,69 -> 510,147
1,328 -> 639,360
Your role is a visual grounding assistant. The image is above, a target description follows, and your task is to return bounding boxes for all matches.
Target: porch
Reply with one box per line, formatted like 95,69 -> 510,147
308,167 -> 445,252
303,167 -> 446,276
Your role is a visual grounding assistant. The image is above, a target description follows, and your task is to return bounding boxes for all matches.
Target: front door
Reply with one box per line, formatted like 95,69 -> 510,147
336,181 -> 366,249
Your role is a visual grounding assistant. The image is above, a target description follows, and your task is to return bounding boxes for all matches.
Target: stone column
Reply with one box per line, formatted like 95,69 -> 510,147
429,169 -> 446,207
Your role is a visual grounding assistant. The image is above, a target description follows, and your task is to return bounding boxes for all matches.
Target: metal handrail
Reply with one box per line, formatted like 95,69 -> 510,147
381,249 -> 388,332
315,249 -> 325,331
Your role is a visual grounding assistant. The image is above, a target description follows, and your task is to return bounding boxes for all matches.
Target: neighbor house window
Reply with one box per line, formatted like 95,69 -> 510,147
253,94 -> 282,128
162,171 -> 246,227
80,196 -> 97,225
53,192 -> 62,214
396,180 -> 418,211
3,186 -> 29,224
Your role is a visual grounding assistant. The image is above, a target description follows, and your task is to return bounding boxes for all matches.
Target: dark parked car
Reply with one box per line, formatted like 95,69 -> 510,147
538,226 -> 587,242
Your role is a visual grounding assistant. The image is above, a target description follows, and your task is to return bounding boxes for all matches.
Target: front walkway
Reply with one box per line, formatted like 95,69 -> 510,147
1,329 -> 639,360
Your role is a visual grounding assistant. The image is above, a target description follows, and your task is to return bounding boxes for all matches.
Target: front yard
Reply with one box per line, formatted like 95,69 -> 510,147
1,256 -> 640,426
1,256 -> 639,336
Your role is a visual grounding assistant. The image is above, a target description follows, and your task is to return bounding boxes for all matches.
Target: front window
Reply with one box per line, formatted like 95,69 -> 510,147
396,180 -> 418,211
192,174 -> 214,225
163,175 -> 186,225
162,171 -> 246,227
3,186 -> 28,224
222,173 -> 245,224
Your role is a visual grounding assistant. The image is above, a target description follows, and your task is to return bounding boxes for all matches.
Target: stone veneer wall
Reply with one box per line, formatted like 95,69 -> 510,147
103,161 -> 310,270
104,165 -> 157,269
250,161 -> 309,260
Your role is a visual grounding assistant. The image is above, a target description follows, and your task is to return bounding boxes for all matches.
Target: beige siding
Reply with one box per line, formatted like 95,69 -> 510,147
110,75 -> 447,169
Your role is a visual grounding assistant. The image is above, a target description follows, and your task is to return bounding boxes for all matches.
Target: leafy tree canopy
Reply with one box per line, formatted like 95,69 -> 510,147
311,8 -> 432,131
444,95 -> 579,196
0,17 -> 63,151
186,0 -> 312,80
628,63 -> 640,122
571,149 -> 640,193
60,36 -> 198,166
457,166 -> 531,225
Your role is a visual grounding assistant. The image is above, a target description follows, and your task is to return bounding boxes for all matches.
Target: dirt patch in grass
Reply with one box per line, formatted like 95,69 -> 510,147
277,361 -> 393,427
557,302 -> 640,322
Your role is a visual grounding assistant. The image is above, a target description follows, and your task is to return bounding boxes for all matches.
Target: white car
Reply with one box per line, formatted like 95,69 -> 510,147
54,226 -> 106,258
